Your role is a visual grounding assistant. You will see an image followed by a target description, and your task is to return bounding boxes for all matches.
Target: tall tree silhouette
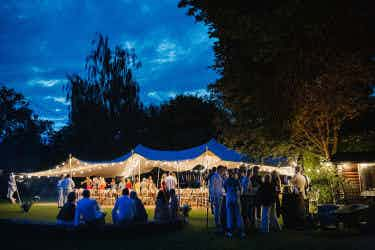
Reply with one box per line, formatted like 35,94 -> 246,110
65,34 -> 143,160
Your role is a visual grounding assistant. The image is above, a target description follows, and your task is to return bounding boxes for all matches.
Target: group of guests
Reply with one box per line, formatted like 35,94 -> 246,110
208,165 -> 309,237
154,175 -> 179,221
56,175 -> 181,226
56,188 -> 148,226
57,174 -> 75,208
78,176 -> 158,196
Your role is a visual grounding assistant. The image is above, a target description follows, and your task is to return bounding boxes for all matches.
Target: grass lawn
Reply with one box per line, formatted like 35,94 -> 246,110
0,201 -> 374,250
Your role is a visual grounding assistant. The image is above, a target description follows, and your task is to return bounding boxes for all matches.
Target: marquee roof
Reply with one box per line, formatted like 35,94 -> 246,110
133,139 -> 248,162
23,139 -> 293,177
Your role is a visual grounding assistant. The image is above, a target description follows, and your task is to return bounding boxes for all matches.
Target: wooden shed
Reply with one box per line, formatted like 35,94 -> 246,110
332,152 -> 375,203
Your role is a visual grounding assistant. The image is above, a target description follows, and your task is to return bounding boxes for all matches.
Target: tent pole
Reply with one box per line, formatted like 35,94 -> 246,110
176,161 -> 180,207
69,153 -> 72,177
177,162 -> 180,189
138,159 -> 141,183
157,167 -> 160,189
205,145 -> 209,230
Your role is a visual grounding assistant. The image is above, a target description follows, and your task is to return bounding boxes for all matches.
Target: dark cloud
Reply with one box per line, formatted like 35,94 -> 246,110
0,0 -> 218,128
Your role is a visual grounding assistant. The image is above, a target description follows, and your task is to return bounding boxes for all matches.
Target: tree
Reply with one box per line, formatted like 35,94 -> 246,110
291,60 -> 374,159
65,34 -> 143,159
0,86 -> 53,171
179,0 -> 375,159
142,95 -> 227,149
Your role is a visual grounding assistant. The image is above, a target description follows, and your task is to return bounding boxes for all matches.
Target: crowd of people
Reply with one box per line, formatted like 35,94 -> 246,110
55,171 -> 180,227
56,187 -> 180,226
208,165 -> 310,238
6,165 -> 310,236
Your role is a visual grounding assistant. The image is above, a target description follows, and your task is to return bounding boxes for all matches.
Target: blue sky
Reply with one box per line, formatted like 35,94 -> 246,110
0,0 -> 218,129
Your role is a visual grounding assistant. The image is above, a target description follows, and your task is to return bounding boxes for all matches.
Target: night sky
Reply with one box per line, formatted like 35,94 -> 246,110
0,0 -> 218,129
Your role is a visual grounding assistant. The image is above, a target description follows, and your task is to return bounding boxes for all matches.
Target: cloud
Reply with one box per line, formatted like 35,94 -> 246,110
183,88 -> 210,97
30,66 -> 46,73
44,96 -> 70,105
147,90 -> 177,102
39,116 -> 67,122
28,79 -> 66,88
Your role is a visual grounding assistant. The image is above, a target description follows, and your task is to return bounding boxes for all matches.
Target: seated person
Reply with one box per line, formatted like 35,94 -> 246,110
130,191 -> 148,223
112,188 -> 136,225
57,192 -> 76,225
168,189 -> 179,221
154,190 -> 169,222
74,189 -> 106,226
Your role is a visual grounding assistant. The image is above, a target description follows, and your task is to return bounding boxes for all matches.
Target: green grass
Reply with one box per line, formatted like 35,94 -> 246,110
1,201 -> 375,250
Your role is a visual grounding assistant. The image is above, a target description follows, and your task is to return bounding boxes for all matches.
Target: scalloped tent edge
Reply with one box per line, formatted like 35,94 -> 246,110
22,139 -> 294,178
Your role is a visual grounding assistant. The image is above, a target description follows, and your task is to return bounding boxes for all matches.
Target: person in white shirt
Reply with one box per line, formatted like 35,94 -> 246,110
165,172 -> 177,192
209,166 -> 224,231
74,189 -> 105,226
57,175 -> 65,208
292,167 -> 307,199
62,174 -> 75,204
112,188 -> 136,225
7,173 -> 17,204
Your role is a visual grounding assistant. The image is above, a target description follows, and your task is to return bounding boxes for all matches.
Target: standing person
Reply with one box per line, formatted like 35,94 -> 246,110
74,189 -> 106,226
220,167 -> 229,232
154,189 -> 169,222
258,174 -> 276,233
302,169 -> 311,216
134,178 -> 141,194
291,166 -> 307,227
57,192 -> 76,226
125,178 -> 132,190
160,173 -> 167,189
62,174 -> 75,204
223,170 -> 245,238
165,172 -> 177,192
92,177 -> 99,190
209,166 -> 224,232
99,177 -> 106,190
168,189 -> 179,221
249,166 -> 262,229
57,175 -> 65,208
81,177 -> 93,190
7,173 -> 17,204
208,167 -> 217,214
110,178 -> 116,191
118,178 -> 126,191
270,171 -> 282,231
112,188 -> 136,225
240,170 -> 252,226
140,177 -> 148,195
147,176 -> 155,195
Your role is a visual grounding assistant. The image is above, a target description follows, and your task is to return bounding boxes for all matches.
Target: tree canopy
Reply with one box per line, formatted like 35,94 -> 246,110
179,0 -> 375,160
64,33 -> 144,160
0,86 -> 53,171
